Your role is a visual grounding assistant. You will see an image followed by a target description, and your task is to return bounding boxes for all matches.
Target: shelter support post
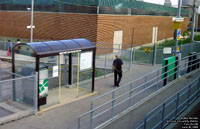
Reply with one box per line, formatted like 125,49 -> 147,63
92,49 -> 96,92
76,52 -> 80,98
36,57 -> 40,110
68,53 -> 72,85
59,54 -> 62,102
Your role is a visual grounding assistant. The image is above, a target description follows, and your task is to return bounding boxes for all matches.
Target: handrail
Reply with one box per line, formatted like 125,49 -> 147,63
145,77 -> 199,119
93,53 -> 200,102
78,52 -> 200,129
137,76 -> 200,129
0,74 -> 35,83
92,56 -> 182,102
143,76 -> 200,129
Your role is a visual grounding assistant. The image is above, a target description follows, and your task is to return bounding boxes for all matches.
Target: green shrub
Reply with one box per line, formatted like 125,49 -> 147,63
158,39 -> 175,47
182,30 -> 190,37
138,46 -> 154,50
194,35 -> 200,41
137,34 -> 200,50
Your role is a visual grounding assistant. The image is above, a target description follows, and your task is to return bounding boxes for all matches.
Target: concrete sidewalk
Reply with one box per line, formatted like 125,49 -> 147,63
0,64 -> 160,129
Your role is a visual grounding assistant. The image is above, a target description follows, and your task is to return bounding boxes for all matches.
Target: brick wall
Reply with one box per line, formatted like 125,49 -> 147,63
0,11 -> 97,42
0,11 -> 189,55
97,15 -> 189,46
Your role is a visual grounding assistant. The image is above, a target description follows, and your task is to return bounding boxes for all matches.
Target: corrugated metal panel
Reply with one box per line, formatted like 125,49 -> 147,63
182,0 -> 194,6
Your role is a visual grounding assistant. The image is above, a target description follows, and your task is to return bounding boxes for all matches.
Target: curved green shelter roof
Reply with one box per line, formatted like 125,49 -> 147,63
13,38 -> 96,57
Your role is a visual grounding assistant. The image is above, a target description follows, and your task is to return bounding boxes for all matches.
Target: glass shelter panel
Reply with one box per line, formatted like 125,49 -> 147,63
39,56 -> 60,109
13,45 -> 36,109
59,54 -> 73,100
72,51 -> 93,97
14,45 -> 36,76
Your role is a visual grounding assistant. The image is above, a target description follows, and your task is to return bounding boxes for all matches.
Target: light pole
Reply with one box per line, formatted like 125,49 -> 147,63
174,0 -> 182,55
30,0 -> 34,43
173,0 -> 183,78
190,0 -> 198,53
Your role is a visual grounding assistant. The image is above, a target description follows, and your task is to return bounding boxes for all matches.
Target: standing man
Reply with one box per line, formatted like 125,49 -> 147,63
112,54 -> 123,87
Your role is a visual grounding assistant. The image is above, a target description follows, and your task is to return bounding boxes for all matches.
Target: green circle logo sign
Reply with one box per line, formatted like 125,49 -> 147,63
39,79 -> 48,98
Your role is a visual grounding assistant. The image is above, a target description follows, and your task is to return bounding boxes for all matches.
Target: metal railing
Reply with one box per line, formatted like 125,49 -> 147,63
136,76 -> 200,129
1,41 -> 200,78
0,69 -> 38,116
78,53 -> 200,129
1,40 -> 200,64
95,42 -> 200,65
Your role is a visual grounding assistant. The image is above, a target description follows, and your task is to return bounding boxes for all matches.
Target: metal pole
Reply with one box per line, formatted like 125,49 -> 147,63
161,103 -> 165,129
198,78 -> 200,97
97,6 -> 99,14
59,54 -> 62,102
153,40 -> 157,66
34,72 -> 38,115
184,58 -> 187,74
177,0 -> 182,18
175,93 -> 179,119
104,54 -> 107,77
156,69 -> 159,90
175,0 -> 182,55
118,44 -> 121,56
190,0 -> 197,53
187,85 -> 191,109
30,0 -> 34,43
153,27 -> 158,66
0,69 -> 1,81
129,48 -> 133,70
96,0 -> 99,14
90,101 -> 94,129
196,13 -> 199,32
92,49 -> 96,92
175,31 -> 178,55
133,48 -> 136,62
129,83 -> 133,107
76,52 -> 80,98
78,117 -> 81,129
68,53 -> 72,85
144,117 -> 147,129
130,47 -> 133,65
111,91 -> 115,118
144,75 -> 147,97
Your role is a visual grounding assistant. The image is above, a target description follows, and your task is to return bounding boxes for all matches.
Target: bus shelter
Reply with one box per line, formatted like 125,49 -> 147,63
12,38 -> 96,110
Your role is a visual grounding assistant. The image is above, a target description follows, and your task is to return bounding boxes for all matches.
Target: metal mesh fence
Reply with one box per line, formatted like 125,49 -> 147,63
96,42 -> 200,65
0,0 -> 97,14
0,0 -> 188,16
98,0 -> 188,16
1,41 -> 200,79
1,40 -> 200,63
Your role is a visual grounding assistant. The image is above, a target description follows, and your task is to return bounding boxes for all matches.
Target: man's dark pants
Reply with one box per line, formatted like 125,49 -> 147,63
114,70 -> 122,86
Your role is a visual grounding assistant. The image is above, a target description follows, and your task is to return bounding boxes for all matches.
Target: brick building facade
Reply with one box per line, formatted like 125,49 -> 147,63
0,11 -> 189,54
